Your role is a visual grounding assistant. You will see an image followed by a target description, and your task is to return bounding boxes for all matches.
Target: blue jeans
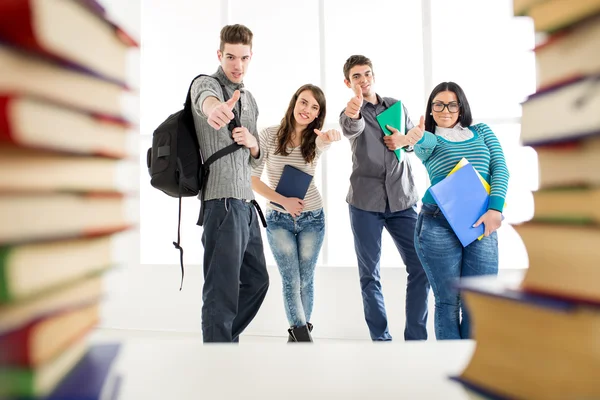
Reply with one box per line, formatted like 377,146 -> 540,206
349,204 -> 430,341
414,203 -> 498,340
200,199 -> 270,343
266,208 -> 325,327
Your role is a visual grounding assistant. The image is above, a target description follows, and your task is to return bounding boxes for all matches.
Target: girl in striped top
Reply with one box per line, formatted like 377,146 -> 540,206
251,84 -> 341,342
410,82 -> 509,340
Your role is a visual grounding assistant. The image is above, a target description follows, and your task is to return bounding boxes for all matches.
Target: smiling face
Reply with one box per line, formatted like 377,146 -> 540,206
293,89 -> 320,128
217,43 -> 252,83
431,90 -> 460,128
345,64 -> 375,98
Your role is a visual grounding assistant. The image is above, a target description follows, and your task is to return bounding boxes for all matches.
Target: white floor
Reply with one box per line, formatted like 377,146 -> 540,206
99,264 -> 524,341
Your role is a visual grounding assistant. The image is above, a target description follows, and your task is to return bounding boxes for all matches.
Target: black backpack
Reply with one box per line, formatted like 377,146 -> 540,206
146,74 -> 242,290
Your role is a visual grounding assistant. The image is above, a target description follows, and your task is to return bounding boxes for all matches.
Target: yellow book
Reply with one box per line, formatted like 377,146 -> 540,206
448,158 -> 491,192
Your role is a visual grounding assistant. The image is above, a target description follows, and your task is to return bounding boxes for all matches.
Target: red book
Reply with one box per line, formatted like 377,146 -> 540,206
0,302 -> 99,367
0,0 -> 138,85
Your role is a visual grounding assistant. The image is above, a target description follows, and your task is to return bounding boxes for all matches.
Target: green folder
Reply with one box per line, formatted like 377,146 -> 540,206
376,100 -> 404,162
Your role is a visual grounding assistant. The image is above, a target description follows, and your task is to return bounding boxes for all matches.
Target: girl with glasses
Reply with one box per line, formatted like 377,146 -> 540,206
405,81 -> 510,340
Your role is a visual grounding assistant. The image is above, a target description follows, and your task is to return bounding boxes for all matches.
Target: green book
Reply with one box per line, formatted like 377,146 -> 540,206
0,338 -> 88,398
0,237 -> 114,303
376,100 -> 404,162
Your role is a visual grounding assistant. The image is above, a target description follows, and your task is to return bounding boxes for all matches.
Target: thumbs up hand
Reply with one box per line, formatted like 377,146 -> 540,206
207,89 -> 241,130
314,128 -> 342,145
383,116 -> 425,150
405,115 -> 425,146
344,84 -> 363,119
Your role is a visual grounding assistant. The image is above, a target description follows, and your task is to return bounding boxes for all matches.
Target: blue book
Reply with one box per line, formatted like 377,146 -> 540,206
270,165 -> 313,209
429,163 -> 489,247
43,343 -> 121,400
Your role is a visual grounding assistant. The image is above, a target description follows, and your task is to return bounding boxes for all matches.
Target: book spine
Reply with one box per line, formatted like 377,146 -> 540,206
0,246 -> 12,302
0,323 -> 32,366
0,0 -> 41,53
0,96 -> 16,144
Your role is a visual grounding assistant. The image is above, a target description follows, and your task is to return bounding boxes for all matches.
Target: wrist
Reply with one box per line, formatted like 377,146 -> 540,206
488,196 -> 505,213
275,194 -> 287,205
316,136 -> 329,148
202,96 -> 220,116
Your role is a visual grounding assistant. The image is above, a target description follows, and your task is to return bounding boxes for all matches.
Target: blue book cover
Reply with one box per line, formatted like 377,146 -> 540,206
42,343 -> 121,400
449,375 -> 512,400
271,165 -> 313,209
429,163 -> 489,247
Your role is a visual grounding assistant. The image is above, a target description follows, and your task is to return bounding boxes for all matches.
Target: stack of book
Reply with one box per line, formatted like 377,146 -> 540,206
451,1 -> 600,399
0,0 -> 139,398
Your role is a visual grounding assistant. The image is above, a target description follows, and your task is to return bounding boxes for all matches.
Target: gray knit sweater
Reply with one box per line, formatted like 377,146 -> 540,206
190,67 -> 263,200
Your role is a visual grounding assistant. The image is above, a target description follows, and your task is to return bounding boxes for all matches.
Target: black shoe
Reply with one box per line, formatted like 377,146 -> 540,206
287,325 -> 313,342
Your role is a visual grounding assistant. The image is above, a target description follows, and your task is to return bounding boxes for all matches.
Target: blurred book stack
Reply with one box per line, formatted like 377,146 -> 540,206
451,1 -> 600,399
0,0 -> 139,398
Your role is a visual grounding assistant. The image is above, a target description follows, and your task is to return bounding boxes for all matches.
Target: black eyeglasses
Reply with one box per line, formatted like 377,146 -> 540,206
432,102 -> 460,113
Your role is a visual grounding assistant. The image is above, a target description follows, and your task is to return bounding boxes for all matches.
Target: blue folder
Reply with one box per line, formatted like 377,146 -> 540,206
429,163 -> 489,247
270,165 -> 313,209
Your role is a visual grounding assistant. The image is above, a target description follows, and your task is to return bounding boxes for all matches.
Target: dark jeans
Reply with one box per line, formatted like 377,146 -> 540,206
349,203 -> 430,341
200,198 -> 269,342
414,203 -> 498,340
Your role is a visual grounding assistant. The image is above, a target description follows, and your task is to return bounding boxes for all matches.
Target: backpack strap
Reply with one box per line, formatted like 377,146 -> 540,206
196,141 -> 243,228
184,74 -> 241,124
173,170 -> 185,291
170,74 -> 210,291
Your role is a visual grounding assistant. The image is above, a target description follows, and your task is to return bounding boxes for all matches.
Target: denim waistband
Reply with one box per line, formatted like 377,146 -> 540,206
420,203 -> 442,217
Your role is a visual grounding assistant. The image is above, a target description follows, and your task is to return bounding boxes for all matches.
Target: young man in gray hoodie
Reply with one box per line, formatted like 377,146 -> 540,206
190,24 -> 269,343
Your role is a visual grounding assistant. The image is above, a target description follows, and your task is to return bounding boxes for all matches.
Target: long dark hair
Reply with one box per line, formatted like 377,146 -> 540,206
424,82 -> 473,133
275,84 -> 326,164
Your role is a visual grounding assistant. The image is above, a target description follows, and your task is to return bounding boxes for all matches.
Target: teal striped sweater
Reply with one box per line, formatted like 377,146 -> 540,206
414,123 -> 509,212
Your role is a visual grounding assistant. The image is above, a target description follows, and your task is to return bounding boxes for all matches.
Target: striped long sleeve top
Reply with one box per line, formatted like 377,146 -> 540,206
252,125 -> 330,213
414,123 -> 509,212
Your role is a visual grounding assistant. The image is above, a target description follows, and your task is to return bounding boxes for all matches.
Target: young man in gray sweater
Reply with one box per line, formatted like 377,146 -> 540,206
190,24 -> 269,343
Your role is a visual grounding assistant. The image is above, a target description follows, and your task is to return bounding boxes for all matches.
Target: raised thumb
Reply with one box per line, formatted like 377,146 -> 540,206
226,90 -> 241,108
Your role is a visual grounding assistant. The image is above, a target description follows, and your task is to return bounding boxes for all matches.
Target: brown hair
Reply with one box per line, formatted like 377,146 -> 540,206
275,84 -> 327,164
219,24 -> 253,51
343,55 -> 374,81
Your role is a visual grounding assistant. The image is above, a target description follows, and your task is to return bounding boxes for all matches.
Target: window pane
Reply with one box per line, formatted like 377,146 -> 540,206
230,0 -> 321,129
430,0 -> 536,119
322,0 -> 425,268
323,0 -> 425,126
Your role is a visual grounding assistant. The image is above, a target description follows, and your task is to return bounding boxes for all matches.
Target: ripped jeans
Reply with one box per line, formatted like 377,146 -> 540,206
266,208 -> 325,327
